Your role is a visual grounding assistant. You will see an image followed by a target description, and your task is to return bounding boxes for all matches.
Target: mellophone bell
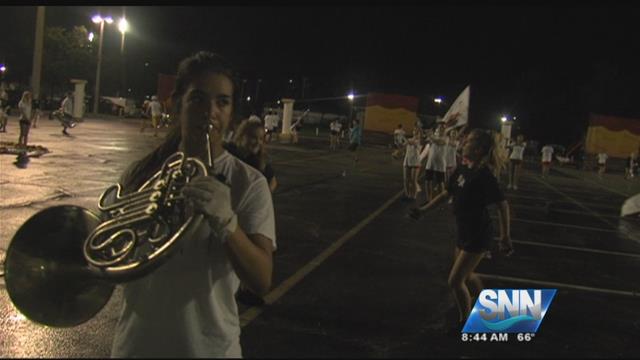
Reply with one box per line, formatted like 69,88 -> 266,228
3,123 -> 216,327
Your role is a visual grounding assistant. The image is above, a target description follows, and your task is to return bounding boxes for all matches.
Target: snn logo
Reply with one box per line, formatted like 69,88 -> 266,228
479,289 -> 542,321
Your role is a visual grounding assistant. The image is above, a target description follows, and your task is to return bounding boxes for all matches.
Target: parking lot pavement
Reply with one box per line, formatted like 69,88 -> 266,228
1,117 -> 639,357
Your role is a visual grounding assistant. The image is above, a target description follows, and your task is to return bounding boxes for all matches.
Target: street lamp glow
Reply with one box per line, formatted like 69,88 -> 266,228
118,18 -> 128,34
434,97 -> 442,104
104,16 -> 114,24
88,32 -> 94,42
501,116 -> 508,122
92,15 -> 102,24
0,65 -> 6,73
347,93 -> 355,101
246,96 -> 251,102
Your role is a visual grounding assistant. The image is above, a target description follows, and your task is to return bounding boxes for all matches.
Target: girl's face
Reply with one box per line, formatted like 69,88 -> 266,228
246,127 -> 265,154
179,71 -> 233,158
462,133 -> 481,161
516,135 -> 524,144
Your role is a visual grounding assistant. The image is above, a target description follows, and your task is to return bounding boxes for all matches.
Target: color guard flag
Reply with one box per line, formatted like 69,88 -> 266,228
443,85 -> 470,133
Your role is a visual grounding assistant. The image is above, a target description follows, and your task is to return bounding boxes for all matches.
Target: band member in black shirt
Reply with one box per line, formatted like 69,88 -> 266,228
409,129 -> 513,328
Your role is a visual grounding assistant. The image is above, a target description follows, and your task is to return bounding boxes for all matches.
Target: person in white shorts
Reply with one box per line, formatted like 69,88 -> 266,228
444,128 -> 459,184
329,118 -> 342,151
402,127 -> 422,201
422,122 -> 448,202
597,152 -> 608,178
507,135 -> 526,190
392,124 -> 407,159
540,144 -> 554,178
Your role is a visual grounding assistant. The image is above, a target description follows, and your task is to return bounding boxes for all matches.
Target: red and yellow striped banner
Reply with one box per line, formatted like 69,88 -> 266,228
585,113 -> 640,158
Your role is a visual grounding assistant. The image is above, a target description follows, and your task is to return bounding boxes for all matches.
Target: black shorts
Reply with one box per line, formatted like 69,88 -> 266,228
330,130 -> 338,136
19,119 -> 31,132
456,218 -> 492,253
348,142 -> 359,152
424,169 -> 445,183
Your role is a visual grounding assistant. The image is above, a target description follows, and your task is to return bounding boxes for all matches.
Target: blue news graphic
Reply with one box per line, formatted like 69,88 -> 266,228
462,289 -> 556,333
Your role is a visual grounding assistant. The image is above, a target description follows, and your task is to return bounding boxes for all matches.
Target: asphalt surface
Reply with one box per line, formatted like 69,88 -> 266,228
1,115 -> 639,358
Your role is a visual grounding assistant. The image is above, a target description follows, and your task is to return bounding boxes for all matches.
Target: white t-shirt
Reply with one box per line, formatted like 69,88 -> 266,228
510,142 -> 526,160
19,100 -> 32,120
541,146 -> 554,162
445,140 -> 458,169
62,97 -> 73,115
111,150 -> 276,358
597,153 -> 608,164
403,137 -> 421,167
425,136 -> 448,172
149,100 -> 163,116
393,128 -> 406,146
418,143 -> 431,163
263,116 -> 270,130
330,121 -> 341,132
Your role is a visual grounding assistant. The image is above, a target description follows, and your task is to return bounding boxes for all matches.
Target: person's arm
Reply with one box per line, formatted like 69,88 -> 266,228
269,176 -> 278,193
418,143 -> 430,163
495,200 -> 513,256
182,176 -> 275,295
225,228 -> 273,295
409,190 -> 449,220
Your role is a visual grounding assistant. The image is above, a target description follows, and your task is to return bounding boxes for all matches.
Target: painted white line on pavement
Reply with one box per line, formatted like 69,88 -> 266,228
508,238 -> 640,259
553,167 -> 632,198
533,176 -> 616,229
509,203 -> 621,220
477,273 -> 639,297
506,193 -> 621,211
239,189 -> 405,327
505,217 -> 618,233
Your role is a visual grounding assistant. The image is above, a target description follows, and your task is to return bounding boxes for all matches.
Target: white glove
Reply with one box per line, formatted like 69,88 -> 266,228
182,175 -> 237,243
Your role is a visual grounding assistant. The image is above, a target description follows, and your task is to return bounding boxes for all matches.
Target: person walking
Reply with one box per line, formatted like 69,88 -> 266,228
402,127 -> 422,201
597,152 -> 608,179
348,119 -> 362,164
507,135 -> 526,190
60,92 -> 74,136
145,95 -> 163,137
409,128 -> 513,331
540,144 -> 554,178
17,91 -> 33,147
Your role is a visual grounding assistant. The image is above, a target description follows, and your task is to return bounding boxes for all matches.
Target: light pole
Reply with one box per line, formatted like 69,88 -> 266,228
240,79 -> 247,102
255,78 -> 262,106
118,17 -> 128,98
92,15 -> 113,114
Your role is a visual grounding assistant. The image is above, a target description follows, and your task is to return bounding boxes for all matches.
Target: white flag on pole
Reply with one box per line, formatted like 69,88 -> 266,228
442,85 -> 470,132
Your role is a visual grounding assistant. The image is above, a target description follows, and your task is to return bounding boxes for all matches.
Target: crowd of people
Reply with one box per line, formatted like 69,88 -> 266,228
2,48 -> 639,357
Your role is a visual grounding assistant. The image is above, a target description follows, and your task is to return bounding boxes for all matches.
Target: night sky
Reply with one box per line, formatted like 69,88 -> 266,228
2,4 -> 640,145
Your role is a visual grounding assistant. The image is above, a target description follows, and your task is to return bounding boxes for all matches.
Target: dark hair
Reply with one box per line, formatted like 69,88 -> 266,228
120,51 -> 237,192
